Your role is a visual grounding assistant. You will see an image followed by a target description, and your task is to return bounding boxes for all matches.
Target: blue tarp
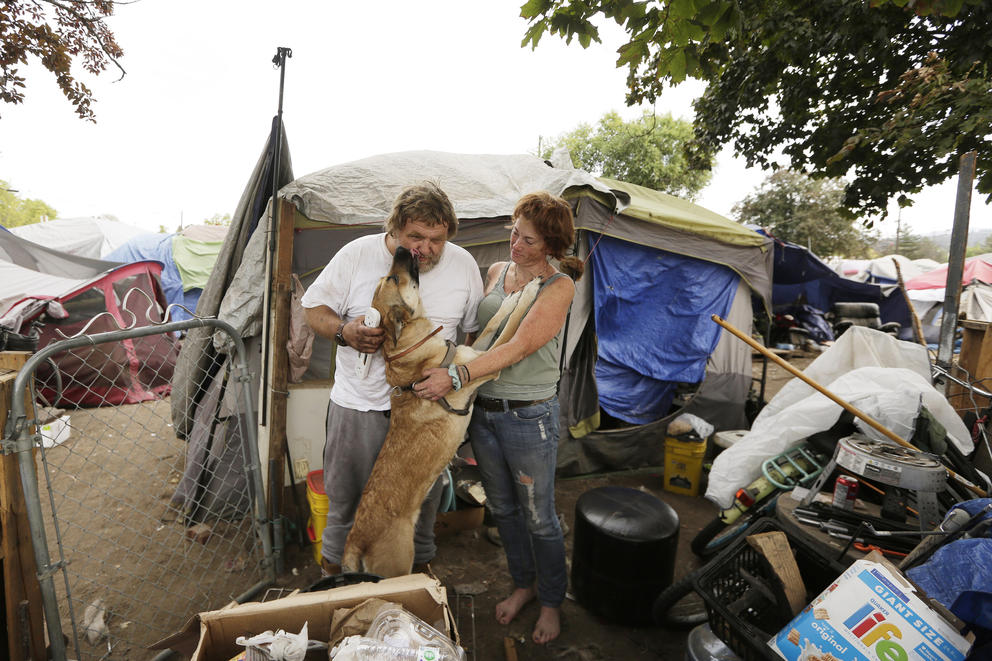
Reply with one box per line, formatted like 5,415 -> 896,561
762,231 -> 913,338
591,235 -> 739,425
907,499 -> 992,655
105,233 -> 200,322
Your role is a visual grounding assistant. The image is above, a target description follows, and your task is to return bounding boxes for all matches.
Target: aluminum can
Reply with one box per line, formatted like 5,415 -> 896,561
832,475 -> 859,511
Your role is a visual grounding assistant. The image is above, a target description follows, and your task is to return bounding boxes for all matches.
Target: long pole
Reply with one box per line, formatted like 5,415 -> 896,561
936,151 -> 977,371
262,47 -> 292,425
712,314 -> 987,497
264,47 -> 292,572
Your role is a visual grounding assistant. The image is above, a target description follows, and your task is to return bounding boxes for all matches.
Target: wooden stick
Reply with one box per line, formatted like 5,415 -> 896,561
713,314 -> 988,497
503,636 -> 518,661
892,258 -> 927,348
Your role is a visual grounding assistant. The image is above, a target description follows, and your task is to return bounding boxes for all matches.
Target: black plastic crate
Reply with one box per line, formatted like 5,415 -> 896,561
693,516 -> 848,661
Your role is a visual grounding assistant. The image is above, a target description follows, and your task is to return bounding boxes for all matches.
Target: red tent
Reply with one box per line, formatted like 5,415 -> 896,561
1,228 -> 178,407
903,254 -> 992,290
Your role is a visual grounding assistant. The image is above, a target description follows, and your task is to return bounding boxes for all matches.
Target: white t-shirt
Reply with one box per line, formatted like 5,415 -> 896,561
300,233 -> 483,411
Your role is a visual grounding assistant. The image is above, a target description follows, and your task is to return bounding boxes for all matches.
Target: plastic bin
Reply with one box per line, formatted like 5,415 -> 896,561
664,434 -> 707,496
571,486 -> 680,625
693,517 -> 846,661
306,470 -> 329,564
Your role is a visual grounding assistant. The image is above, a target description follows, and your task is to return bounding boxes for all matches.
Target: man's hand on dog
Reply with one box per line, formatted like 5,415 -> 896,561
342,316 -> 385,353
414,368 -> 451,401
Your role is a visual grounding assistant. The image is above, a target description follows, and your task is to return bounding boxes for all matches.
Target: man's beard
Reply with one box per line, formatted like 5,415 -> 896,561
417,252 -> 441,273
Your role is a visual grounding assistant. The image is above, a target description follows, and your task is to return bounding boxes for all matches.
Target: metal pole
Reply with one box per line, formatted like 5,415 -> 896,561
936,151 -> 977,371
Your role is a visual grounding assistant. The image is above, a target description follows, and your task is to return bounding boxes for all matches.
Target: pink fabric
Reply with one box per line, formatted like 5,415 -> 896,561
904,255 -> 992,290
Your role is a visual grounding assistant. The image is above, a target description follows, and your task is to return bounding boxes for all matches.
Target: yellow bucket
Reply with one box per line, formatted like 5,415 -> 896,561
306,470 -> 329,564
663,436 -> 707,497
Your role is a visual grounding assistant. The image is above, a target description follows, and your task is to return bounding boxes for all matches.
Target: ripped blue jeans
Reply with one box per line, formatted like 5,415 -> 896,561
469,397 -> 567,608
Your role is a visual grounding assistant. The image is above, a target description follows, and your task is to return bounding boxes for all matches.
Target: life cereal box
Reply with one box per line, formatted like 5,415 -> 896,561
768,558 -> 972,661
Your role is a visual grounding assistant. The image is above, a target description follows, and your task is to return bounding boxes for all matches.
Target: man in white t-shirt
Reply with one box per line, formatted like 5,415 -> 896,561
301,182 -> 483,577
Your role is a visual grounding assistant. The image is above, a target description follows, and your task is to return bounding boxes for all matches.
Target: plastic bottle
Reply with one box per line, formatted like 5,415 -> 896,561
331,635 -> 457,661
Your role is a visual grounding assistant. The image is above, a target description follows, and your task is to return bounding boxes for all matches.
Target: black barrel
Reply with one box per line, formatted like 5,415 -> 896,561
570,485 -> 680,625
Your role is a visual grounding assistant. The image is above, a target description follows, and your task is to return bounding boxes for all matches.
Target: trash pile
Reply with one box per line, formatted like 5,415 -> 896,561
675,324 -> 992,659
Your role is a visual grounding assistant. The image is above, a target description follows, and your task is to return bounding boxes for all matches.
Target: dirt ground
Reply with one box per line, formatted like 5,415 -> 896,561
263,352 -> 816,661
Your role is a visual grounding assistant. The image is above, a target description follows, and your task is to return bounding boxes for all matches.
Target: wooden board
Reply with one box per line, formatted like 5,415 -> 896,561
746,530 -> 807,616
0,353 -> 46,661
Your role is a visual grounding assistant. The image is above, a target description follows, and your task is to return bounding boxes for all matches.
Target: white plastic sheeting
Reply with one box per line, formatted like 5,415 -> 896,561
9,216 -> 151,259
705,326 -> 973,508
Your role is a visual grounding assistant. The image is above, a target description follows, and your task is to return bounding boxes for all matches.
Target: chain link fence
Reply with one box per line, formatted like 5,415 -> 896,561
5,309 -> 272,661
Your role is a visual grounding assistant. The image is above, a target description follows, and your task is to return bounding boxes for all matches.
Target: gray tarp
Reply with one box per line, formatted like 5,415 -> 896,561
171,121 -> 294,439
280,150 -> 621,225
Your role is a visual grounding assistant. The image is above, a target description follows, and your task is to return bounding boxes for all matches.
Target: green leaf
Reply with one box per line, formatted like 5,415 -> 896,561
709,7 -> 736,42
669,49 -> 688,82
667,20 -> 690,46
695,0 -> 730,26
519,0 -> 552,20
669,0 -> 698,20
521,21 -> 547,49
617,38 -> 648,67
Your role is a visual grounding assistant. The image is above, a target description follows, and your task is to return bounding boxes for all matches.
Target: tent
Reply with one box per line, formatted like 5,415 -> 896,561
0,227 -> 178,407
760,232 -> 913,342
901,254 -> 992,342
104,225 -> 229,322
172,148 -> 774,490
7,216 -> 151,258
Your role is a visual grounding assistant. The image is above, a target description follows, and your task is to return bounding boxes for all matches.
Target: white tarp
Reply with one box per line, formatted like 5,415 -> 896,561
705,326 -> 973,508
9,216 -> 151,259
829,254 -> 941,284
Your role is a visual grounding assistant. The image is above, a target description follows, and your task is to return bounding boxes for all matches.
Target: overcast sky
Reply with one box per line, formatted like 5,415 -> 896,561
0,0 -> 986,238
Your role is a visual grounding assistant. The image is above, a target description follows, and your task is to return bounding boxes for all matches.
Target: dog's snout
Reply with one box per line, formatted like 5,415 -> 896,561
393,246 -> 420,285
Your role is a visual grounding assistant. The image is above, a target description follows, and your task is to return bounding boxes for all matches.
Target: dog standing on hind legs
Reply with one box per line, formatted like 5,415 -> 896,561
341,246 -> 539,577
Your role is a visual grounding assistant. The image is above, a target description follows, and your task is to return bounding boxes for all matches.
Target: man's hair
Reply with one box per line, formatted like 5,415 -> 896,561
384,182 -> 458,239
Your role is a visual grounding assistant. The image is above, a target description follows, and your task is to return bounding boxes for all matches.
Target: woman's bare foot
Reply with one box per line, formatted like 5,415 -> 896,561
532,606 -> 561,644
495,586 -> 535,625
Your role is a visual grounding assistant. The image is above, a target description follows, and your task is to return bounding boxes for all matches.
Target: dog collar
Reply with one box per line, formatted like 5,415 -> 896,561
384,325 -> 443,362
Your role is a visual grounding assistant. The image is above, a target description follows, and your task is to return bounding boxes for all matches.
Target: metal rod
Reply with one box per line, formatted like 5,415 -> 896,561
712,314 -> 988,497
936,151 -> 977,369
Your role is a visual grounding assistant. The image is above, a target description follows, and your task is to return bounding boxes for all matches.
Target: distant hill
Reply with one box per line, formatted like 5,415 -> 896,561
875,228 -> 992,253
926,228 -> 992,251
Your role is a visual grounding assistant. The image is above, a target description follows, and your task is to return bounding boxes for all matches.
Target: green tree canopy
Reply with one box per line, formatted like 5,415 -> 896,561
539,111 -> 713,199
1,0 -> 125,121
0,180 -> 57,227
873,225 -> 947,262
520,0 -> 991,219
732,170 -> 877,258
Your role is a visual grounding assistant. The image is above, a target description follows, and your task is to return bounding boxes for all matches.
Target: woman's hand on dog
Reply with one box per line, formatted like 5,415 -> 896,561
414,368 -> 451,400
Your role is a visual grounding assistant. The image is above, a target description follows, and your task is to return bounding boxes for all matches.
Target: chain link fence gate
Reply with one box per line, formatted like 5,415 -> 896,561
5,311 -> 273,661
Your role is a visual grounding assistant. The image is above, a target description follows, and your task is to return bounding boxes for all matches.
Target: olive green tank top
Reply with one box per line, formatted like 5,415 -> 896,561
476,263 -> 569,400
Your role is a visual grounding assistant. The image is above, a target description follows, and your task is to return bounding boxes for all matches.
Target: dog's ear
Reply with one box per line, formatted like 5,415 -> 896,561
386,307 -> 406,344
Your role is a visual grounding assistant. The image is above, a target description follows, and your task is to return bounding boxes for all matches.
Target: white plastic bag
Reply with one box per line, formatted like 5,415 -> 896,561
235,622 -> 320,661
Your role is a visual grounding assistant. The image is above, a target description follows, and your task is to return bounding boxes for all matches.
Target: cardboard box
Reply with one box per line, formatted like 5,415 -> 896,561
155,574 -> 455,661
769,555 -> 972,661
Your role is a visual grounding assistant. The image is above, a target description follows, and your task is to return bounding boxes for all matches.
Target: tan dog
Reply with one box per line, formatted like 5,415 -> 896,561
341,246 -> 539,577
